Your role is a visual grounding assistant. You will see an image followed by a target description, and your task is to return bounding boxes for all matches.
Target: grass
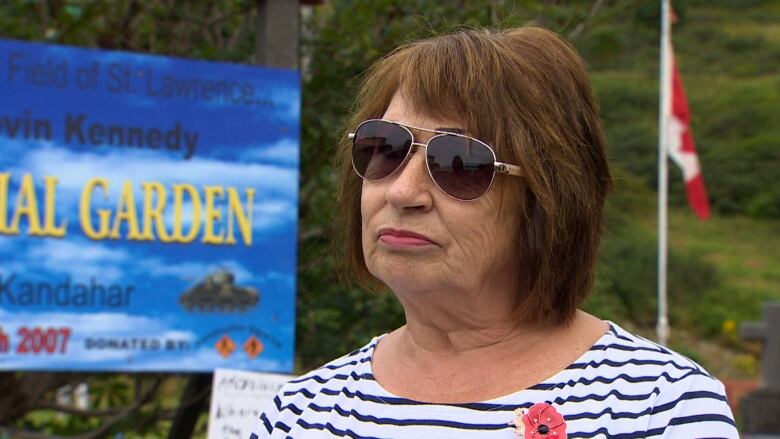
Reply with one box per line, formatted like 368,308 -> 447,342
621,206 -> 780,379
668,210 -> 780,320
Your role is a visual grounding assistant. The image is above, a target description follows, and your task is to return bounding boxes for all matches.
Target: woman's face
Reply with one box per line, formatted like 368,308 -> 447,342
361,91 -> 522,299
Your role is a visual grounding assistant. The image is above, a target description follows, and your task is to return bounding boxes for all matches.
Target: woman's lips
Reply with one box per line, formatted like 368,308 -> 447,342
378,228 -> 437,247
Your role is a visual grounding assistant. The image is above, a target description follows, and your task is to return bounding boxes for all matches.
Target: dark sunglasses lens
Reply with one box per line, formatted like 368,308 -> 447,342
427,136 -> 495,200
352,121 -> 412,180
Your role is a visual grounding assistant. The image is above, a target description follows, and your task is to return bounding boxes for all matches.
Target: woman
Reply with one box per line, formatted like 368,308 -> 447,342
252,26 -> 737,438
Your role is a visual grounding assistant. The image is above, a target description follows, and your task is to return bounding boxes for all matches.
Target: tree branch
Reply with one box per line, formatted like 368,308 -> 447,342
227,5 -> 254,53
3,376 -> 162,439
567,0 -> 606,39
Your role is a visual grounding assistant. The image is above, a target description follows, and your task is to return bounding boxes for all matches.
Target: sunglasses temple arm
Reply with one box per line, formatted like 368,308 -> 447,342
495,162 -> 523,177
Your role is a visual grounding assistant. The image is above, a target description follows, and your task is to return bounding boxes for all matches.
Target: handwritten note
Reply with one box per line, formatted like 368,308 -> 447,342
208,368 -> 293,439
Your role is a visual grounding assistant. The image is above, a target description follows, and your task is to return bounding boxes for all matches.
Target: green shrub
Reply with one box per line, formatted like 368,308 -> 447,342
588,169 -> 721,330
703,134 -> 780,218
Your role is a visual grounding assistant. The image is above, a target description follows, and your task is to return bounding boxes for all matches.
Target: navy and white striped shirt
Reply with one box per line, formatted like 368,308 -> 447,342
251,322 -> 738,438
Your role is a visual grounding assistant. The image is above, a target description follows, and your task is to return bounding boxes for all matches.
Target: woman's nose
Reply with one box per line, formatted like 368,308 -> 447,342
384,147 -> 434,211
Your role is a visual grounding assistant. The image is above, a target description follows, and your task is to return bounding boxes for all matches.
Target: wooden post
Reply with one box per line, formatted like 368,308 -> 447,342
255,0 -> 300,69
167,373 -> 213,439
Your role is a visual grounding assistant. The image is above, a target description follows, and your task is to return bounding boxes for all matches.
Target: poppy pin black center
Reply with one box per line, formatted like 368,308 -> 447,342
537,424 -> 550,434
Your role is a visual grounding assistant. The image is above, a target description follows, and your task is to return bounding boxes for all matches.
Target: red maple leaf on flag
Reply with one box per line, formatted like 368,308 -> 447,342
667,54 -> 711,220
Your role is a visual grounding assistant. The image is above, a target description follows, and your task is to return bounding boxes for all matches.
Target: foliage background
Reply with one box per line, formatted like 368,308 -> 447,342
297,0 -> 780,373
0,0 -> 778,436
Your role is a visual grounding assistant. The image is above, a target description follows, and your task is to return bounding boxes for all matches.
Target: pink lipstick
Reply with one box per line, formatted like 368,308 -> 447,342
378,228 -> 437,247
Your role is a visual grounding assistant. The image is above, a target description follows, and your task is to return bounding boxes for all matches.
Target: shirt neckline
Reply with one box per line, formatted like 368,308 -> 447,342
364,320 -> 619,406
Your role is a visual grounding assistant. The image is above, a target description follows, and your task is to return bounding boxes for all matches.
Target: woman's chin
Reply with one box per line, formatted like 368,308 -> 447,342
372,268 -> 453,296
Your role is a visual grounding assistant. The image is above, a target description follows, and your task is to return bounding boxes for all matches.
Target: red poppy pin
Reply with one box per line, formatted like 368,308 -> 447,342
510,403 -> 567,438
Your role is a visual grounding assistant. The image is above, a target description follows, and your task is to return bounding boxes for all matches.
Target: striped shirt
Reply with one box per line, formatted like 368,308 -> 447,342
251,322 -> 738,438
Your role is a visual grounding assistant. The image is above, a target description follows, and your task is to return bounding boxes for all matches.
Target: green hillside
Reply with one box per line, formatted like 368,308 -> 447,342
577,0 -> 780,376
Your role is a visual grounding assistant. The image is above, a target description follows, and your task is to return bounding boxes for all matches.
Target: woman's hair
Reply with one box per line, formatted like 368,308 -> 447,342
335,26 -> 612,327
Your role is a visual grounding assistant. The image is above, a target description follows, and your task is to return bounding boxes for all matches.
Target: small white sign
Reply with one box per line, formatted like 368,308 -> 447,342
208,368 -> 293,439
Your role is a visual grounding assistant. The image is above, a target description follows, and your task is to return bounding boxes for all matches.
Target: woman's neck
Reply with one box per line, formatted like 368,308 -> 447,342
391,279 -> 534,354
372,310 -> 608,403
401,307 -> 547,355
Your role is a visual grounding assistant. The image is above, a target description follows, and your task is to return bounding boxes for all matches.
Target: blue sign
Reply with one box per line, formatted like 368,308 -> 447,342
0,39 -> 299,372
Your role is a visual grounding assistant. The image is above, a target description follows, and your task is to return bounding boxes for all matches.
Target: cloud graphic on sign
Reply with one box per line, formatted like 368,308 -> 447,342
26,238 -> 130,283
136,257 -> 255,283
0,236 -> 12,252
0,237 -> 25,274
0,234 -> 258,287
252,199 -> 296,232
17,145 -> 297,196
0,138 -> 55,168
0,237 -> 128,282
267,87 -> 301,123
251,270 -> 295,292
239,138 -> 299,167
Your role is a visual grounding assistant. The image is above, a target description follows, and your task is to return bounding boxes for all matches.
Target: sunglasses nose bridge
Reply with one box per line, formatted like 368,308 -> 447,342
383,144 -> 437,209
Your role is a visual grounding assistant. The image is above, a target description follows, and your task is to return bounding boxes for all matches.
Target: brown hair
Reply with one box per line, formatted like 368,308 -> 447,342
336,26 -> 612,327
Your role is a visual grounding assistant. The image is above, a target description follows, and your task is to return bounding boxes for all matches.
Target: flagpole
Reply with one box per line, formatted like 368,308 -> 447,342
657,0 -> 671,346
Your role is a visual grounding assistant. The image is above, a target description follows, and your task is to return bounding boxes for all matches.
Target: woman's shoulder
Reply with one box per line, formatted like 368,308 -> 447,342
593,323 -> 733,413
596,321 -> 713,376
544,321 -> 737,437
596,322 -> 737,435
548,321 -> 729,405
252,336 -> 382,437
277,335 -> 380,399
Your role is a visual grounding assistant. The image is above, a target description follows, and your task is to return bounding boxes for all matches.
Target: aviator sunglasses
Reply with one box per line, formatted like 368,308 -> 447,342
349,119 -> 523,201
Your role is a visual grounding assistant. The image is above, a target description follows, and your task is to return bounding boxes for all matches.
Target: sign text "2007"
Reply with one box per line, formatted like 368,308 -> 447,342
16,326 -> 72,354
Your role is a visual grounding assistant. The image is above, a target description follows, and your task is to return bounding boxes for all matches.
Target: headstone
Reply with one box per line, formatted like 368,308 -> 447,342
723,379 -> 759,414
740,302 -> 780,434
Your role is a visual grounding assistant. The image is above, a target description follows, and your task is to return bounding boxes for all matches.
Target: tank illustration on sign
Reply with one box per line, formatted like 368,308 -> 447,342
179,271 -> 259,312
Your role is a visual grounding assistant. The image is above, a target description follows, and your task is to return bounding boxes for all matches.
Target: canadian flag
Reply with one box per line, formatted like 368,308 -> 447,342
666,53 -> 711,220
